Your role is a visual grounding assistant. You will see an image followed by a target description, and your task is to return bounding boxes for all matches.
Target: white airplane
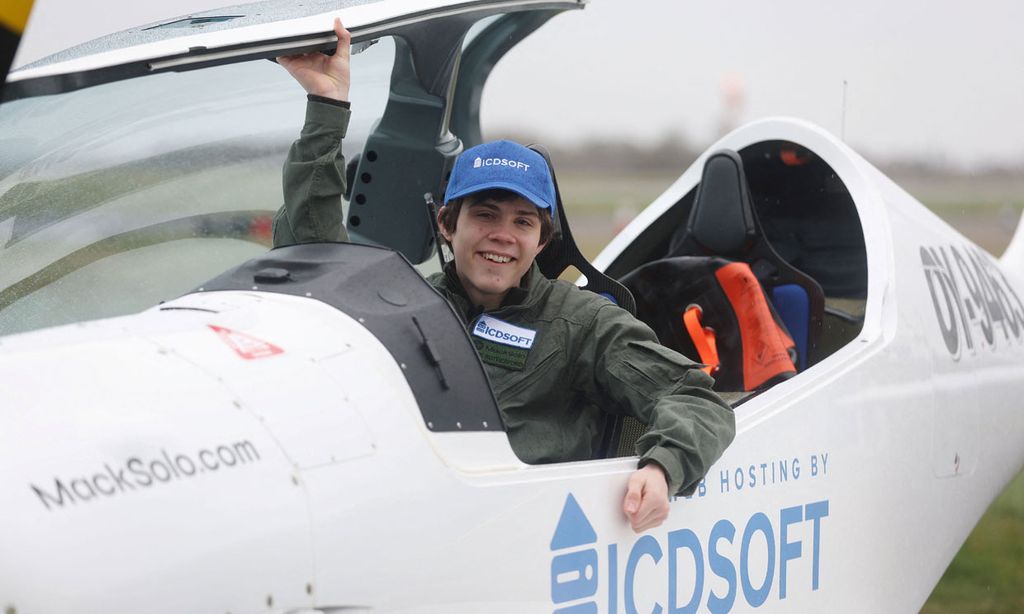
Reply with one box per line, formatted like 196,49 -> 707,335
2,0 -> 1023,612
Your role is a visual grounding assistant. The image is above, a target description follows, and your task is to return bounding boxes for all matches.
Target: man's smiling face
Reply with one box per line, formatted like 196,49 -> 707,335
439,193 -> 548,311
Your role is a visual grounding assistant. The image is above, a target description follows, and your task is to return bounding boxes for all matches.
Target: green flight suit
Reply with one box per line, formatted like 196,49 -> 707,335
273,98 -> 735,495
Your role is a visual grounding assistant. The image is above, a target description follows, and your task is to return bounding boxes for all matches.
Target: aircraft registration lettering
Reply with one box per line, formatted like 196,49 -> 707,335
920,244 -> 1024,360
550,494 -> 830,613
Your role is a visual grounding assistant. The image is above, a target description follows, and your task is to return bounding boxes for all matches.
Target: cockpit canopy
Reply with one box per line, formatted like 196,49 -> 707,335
0,0 -> 583,334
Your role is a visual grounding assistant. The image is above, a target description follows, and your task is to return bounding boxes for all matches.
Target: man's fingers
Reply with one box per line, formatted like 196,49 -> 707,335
631,508 -> 666,533
623,477 -> 643,515
623,490 -> 641,515
623,467 -> 671,533
333,17 -> 351,61
631,495 -> 669,532
629,493 -> 656,530
277,52 -> 316,70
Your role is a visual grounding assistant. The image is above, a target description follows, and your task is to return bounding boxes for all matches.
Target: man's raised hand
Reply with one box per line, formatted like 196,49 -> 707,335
277,17 -> 352,102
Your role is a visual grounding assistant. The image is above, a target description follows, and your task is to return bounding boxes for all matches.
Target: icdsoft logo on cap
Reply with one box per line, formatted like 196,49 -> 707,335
470,156 -> 531,172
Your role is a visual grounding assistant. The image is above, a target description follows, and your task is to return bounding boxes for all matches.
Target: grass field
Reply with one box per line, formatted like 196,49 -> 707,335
922,470 -> 1024,613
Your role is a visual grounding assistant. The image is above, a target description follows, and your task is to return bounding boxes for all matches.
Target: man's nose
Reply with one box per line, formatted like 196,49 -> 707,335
487,221 -> 516,243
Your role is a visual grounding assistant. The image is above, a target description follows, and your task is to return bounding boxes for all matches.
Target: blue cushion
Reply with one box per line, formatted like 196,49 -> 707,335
772,284 -> 809,370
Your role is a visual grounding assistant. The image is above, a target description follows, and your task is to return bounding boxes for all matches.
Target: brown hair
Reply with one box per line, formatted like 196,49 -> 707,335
438,189 -> 555,246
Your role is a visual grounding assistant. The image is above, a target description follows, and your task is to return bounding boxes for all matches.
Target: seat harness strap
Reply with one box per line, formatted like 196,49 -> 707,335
683,305 -> 719,376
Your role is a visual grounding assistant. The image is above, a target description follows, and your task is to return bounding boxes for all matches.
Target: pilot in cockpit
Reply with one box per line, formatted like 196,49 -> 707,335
273,19 -> 735,533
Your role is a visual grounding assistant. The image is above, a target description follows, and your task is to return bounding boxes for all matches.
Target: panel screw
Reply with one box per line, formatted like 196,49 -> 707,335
266,595 -> 273,607
306,582 -> 314,595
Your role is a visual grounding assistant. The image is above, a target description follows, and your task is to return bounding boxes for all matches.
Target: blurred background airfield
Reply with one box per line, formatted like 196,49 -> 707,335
10,0 -> 1024,610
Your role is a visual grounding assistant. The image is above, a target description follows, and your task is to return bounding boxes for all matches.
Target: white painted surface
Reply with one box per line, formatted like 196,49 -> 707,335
10,0 -> 581,81
2,135 -> 1023,608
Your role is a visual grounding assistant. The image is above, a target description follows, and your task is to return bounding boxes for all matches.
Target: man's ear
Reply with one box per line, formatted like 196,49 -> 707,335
436,209 -> 453,242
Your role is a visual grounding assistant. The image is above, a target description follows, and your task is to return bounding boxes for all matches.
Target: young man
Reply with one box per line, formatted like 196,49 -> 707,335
275,19 -> 735,533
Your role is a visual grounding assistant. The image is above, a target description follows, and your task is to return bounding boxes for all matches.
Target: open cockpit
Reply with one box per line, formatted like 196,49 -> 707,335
605,140 -> 868,400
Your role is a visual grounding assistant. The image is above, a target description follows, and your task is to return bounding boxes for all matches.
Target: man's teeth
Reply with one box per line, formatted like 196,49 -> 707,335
482,253 -> 512,263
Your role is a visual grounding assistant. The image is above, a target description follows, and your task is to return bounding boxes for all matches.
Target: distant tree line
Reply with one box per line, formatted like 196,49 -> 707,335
488,129 -> 1022,180
488,131 -> 701,174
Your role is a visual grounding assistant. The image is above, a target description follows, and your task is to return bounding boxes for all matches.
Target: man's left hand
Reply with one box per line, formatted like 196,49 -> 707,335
622,463 -> 670,533
277,17 -> 352,101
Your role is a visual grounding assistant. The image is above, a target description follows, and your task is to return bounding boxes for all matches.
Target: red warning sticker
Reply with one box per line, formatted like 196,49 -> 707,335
208,325 -> 284,360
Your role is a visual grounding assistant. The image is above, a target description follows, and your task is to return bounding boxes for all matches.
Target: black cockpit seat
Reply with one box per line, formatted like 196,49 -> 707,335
529,145 -> 636,315
511,145 -> 641,461
665,149 -> 825,370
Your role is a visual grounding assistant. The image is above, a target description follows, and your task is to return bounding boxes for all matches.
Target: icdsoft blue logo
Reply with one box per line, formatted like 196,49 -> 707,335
473,315 -> 537,349
550,493 -> 829,613
550,494 -> 599,612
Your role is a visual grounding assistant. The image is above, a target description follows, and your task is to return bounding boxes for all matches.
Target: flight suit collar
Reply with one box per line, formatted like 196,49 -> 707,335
441,261 -> 545,322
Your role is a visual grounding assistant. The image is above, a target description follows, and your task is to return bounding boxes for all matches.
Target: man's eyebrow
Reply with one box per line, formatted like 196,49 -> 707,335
466,200 -> 539,218
512,206 -> 540,218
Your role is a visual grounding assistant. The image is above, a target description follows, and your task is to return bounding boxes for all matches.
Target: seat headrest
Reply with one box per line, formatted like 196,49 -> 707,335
685,150 -> 757,257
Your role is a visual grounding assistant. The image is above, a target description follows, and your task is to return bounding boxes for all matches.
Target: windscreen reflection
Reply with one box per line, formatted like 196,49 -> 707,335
0,37 -> 395,335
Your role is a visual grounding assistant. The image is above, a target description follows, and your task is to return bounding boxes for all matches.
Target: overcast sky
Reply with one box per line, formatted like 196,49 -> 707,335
15,0 -> 1024,168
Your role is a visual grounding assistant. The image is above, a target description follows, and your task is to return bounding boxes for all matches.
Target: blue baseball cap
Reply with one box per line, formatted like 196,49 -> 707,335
443,140 -> 556,210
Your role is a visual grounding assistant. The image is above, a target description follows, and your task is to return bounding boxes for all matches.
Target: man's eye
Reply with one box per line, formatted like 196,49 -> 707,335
516,218 -> 535,227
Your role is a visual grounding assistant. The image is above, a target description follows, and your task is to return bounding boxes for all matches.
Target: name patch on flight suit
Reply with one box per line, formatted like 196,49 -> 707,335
471,315 -> 537,370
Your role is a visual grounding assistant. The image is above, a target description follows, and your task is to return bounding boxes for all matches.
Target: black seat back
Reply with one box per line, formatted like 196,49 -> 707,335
520,146 -> 638,462
673,151 -> 758,257
669,150 -> 824,368
530,145 -> 636,316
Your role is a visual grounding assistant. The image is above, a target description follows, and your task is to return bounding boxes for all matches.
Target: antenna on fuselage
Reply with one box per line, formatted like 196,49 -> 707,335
841,79 -> 849,142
